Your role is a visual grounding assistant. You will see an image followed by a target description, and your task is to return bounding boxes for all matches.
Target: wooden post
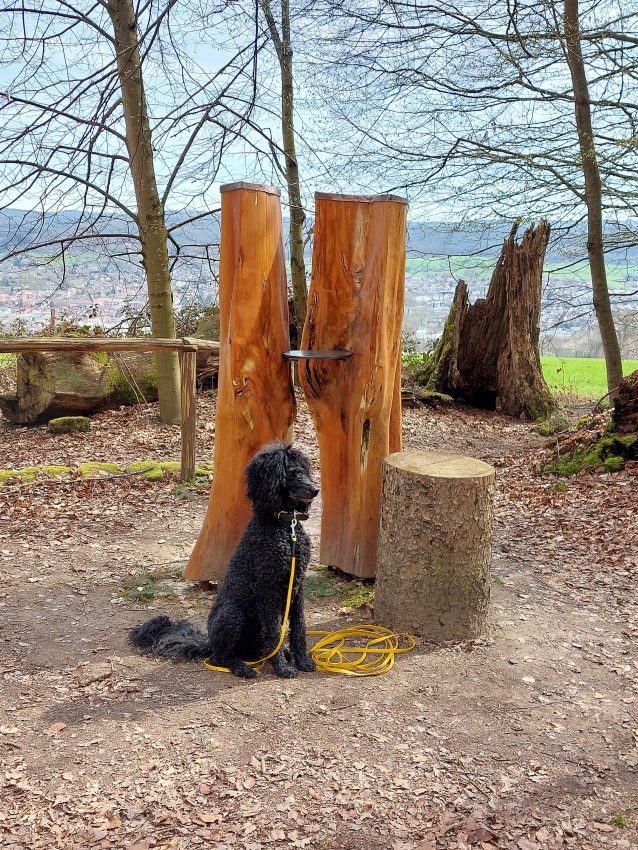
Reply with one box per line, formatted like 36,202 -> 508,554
375,451 -> 495,641
298,193 -> 407,578
179,350 -> 197,481
184,183 -> 295,582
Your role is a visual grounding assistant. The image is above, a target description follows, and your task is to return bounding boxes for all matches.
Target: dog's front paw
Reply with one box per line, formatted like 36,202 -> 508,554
294,655 -> 316,673
271,657 -> 299,678
276,666 -> 299,679
230,660 -> 258,679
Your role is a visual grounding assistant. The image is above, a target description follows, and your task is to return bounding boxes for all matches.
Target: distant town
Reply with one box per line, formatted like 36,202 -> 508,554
2,217 -> 637,359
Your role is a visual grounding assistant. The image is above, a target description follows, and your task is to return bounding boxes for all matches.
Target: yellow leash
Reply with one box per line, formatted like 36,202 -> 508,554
204,516 -> 415,677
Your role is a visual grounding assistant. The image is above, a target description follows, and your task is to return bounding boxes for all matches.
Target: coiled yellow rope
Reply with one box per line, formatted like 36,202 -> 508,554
307,624 -> 415,676
204,518 -> 415,677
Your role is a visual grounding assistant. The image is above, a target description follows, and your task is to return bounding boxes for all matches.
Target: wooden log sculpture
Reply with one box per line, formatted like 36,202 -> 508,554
184,183 -> 295,582
298,193 -> 407,578
374,451 -> 496,641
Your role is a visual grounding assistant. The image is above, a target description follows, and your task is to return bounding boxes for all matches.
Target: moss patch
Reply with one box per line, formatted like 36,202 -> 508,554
0,459 -> 213,485
547,433 -> 634,476
126,460 -> 159,473
48,416 -> 91,434
160,461 -> 182,474
340,583 -> 375,609
125,460 -> 213,481
78,462 -> 122,476
0,466 -> 41,482
126,461 -> 166,481
415,389 -> 454,408
42,465 -> 72,476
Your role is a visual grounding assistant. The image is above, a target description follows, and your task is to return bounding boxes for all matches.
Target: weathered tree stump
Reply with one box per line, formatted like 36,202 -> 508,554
375,451 -> 495,641
613,369 -> 638,436
298,192 -> 407,578
184,183 -> 295,582
0,350 -> 157,423
418,222 -> 555,419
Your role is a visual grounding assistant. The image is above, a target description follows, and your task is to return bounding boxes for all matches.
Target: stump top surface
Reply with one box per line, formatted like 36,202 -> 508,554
385,451 -> 495,480
220,181 -> 281,196
315,191 -> 408,205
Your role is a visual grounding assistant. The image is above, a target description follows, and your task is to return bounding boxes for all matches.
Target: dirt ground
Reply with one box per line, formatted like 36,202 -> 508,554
1,392 -> 637,850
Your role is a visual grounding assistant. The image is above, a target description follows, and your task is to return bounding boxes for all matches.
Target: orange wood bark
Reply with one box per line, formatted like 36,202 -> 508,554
184,183 -> 295,582
298,193 -> 407,578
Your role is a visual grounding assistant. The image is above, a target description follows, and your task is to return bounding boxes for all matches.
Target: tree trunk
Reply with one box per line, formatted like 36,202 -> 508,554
419,222 -> 556,419
107,0 -> 181,424
298,192 -> 407,578
375,451 -> 495,642
564,0 -> 623,400
258,0 -> 307,342
184,183 -> 295,582
0,351 -> 157,424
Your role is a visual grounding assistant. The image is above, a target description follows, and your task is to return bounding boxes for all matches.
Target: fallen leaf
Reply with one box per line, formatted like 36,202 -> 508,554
45,722 -> 67,736
199,813 -> 223,824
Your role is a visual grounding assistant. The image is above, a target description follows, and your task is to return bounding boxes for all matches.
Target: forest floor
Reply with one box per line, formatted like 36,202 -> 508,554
1,391 -> 637,850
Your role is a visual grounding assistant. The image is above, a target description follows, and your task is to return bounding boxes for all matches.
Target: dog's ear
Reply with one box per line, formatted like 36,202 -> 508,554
245,443 -> 289,511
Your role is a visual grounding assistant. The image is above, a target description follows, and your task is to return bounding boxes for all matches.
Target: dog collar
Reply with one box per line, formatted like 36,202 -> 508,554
276,510 -> 309,522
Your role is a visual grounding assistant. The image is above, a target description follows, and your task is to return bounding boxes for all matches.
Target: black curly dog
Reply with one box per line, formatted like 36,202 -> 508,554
129,442 -> 319,678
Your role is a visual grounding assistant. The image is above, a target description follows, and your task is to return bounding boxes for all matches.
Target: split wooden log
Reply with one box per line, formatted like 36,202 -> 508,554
0,350 -> 157,424
184,183 -> 295,582
418,221 -> 555,419
374,451 -> 495,641
298,192 -> 407,578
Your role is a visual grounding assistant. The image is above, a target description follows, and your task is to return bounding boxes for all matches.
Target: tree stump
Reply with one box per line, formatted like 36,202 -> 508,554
417,222 -> 555,419
298,192 -> 407,578
184,183 -> 295,582
375,451 -> 495,641
0,350 -> 157,423
613,369 -> 638,436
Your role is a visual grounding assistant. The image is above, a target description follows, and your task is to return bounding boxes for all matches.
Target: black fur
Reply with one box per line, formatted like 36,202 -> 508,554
129,442 -> 319,678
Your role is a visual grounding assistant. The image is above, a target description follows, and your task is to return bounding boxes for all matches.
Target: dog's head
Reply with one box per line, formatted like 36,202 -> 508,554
245,442 -> 319,514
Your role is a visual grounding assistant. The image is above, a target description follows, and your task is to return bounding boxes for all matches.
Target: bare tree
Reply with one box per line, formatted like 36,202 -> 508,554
0,0 -> 260,422
257,0 -> 307,335
309,0 -> 638,397
563,0 -> 623,395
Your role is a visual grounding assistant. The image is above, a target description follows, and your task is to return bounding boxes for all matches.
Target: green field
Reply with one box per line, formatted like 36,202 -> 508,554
405,255 -> 638,292
541,356 -> 638,400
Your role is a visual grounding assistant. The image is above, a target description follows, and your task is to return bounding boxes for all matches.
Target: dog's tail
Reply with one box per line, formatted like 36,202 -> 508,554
129,616 -> 211,661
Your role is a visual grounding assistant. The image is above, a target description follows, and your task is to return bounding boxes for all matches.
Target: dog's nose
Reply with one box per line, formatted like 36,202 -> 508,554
310,486 -> 319,497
